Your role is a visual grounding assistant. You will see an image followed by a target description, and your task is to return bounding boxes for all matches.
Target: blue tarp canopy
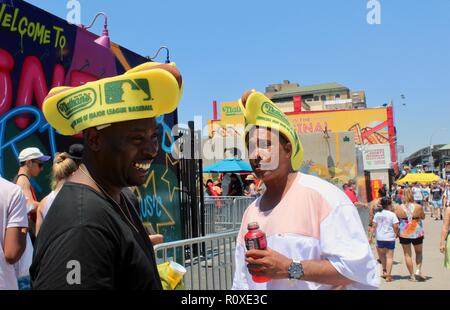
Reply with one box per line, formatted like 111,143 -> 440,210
203,158 -> 253,173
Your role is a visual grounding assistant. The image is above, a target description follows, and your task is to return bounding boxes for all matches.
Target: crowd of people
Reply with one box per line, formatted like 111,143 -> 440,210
204,173 -> 265,198
1,146 -> 449,289
360,181 -> 450,283
0,143 -> 168,290
0,61 -> 448,291
1,62 -> 181,290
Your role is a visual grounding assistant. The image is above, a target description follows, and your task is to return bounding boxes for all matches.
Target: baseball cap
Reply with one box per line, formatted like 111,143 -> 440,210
245,174 -> 255,181
18,147 -> 51,163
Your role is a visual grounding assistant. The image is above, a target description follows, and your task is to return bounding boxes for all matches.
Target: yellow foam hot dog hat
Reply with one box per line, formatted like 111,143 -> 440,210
43,62 -> 183,135
238,90 -> 304,171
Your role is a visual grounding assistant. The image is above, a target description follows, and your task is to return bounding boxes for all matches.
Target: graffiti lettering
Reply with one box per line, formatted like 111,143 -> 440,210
53,26 -> 66,49
1,0 -> 182,241
0,106 -> 58,176
156,115 -> 175,155
0,4 -> 67,47
0,48 -> 13,114
15,56 -> 50,128
0,48 -> 100,129
139,194 -> 163,219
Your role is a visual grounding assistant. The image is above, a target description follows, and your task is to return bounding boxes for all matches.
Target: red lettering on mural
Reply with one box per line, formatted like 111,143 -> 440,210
0,48 -> 98,140
293,122 -> 329,134
15,56 -> 49,128
302,123 -> 314,133
314,122 -> 325,132
0,48 -> 14,115
51,64 -> 65,87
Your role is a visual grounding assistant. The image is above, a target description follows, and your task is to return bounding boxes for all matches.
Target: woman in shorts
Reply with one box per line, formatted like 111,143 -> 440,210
369,197 -> 399,282
395,188 -> 426,282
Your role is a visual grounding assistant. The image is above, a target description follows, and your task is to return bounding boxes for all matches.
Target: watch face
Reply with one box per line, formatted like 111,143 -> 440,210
289,262 -> 303,279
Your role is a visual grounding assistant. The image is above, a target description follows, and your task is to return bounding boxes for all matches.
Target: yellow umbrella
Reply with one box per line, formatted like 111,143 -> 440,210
397,173 -> 441,185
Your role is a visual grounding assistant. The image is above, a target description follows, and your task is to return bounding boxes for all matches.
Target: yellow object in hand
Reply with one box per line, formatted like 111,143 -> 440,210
157,261 -> 186,290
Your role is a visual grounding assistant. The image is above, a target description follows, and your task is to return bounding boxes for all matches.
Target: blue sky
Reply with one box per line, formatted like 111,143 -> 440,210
27,0 -> 450,160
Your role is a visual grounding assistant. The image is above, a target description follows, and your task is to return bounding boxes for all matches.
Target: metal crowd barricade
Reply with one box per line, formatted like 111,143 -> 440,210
154,231 -> 239,290
357,206 -> 370,234
204,196 -> 256,235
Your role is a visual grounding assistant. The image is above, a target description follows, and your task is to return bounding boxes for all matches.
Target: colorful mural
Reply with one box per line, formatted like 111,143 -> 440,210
299,131 -> 359,187
286,108 -> 393,145
210,102 -> 394,146
209,101 -> 397,174
287,108 -> 398,173
0,1 -> 182,241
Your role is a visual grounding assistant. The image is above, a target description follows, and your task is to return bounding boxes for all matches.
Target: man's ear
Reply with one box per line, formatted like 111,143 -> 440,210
283,142 -> 292,159
83,128 -> 102,152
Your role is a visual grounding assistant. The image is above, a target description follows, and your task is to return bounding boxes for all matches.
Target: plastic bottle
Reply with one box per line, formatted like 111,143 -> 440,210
244,222 -> 271,283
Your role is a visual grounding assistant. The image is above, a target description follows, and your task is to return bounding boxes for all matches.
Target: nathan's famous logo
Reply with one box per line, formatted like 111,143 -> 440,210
57,88 -> 96,119
261,102 -> 289,124
104,79 -> 152,104
222,105 -> 242,117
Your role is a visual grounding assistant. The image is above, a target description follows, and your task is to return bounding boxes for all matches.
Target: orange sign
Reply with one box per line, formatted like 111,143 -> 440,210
371,180 -> 383,200
287,108 -> 390,146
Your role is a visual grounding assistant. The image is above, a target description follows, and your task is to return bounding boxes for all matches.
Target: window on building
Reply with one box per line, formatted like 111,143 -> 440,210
314,96 -> 319,101
335,94 -> 341,99
320,95 -> 326,101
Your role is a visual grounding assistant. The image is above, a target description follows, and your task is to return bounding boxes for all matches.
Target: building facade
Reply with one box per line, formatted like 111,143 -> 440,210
208,97 -> 397,202
265,80 -> 367,113
401,144 -> 446,173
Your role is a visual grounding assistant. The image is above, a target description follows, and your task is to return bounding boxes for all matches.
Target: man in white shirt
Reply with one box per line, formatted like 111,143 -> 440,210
232,91 -> 378,290
412,183 -> 424,206
14,147 -> 50,242
0,176 -> 28,290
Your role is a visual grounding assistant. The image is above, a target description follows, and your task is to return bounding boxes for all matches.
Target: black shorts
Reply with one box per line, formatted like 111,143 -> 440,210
399,236 -> 424,245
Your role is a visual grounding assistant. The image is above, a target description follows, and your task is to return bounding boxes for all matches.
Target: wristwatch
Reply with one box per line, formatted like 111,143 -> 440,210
288,259 -> 304,280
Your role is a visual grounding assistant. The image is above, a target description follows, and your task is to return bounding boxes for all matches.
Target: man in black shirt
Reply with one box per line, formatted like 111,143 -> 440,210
30,62 -> 183,289
431,183 -> 444,221
227,173 -> 243,196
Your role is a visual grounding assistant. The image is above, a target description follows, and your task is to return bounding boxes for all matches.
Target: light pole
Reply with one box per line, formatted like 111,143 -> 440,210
429,127 -> 448,173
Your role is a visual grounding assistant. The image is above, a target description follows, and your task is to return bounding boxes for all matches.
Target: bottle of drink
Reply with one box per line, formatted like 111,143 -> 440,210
244,222 -> 271,283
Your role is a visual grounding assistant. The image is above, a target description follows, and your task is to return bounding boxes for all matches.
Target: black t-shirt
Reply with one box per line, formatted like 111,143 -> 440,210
30,182 -> 162,290
228,181 -> 243,196
431,187 -> 443,201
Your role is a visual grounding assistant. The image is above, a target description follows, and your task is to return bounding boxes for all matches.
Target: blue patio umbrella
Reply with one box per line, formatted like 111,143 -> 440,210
203,157 -> 253,173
